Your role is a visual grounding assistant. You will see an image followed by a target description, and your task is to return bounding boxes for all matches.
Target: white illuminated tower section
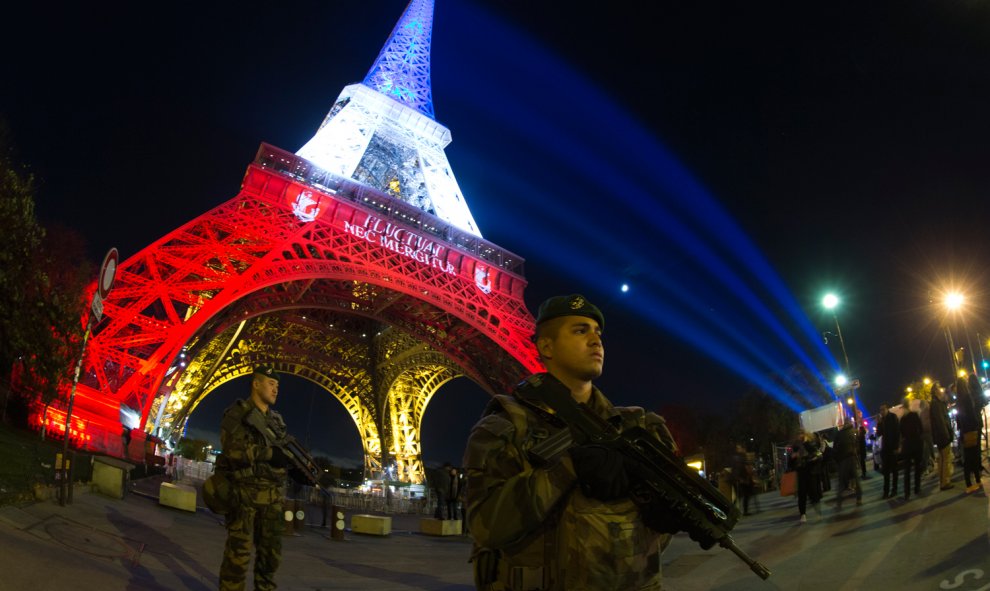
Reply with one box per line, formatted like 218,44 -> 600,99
296,0 -> 481,236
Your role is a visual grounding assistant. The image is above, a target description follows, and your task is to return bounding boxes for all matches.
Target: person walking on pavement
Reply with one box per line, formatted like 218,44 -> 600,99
930,382 -> 955,490
730,444 -> 757,516
790,430 -> 823,523
834,420 -> 862,511
899,400 -> 923,500
878,404 -> 901,499
857,423 -> 871,479
447,465 -> 462,522
463,294 -> 677,590
957,376 -> 984,493
433,462 -> 451,519
121,425 -> 132,459
918,395 -> 934,475
216,366 -> 291,591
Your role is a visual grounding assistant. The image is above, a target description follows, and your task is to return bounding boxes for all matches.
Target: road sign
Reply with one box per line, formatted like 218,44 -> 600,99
91,292 -> 104,323
97,248 -> 119,300
834,378 -> 861,395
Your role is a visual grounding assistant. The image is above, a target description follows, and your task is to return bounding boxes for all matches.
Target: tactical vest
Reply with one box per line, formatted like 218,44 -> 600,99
215,399 -> 288,502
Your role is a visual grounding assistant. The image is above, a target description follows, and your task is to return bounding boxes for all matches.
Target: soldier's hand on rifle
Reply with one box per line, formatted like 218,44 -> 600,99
639,502 -> 686,535
268,445 -> 290,468
569,444 -> 630,501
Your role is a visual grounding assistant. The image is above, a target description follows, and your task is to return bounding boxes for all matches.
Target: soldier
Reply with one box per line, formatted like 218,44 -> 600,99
463,294 -> 675,591
217,366 -> 291,591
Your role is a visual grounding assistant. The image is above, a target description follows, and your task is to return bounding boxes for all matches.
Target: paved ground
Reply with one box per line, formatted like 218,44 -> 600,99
0,465 -> 986,590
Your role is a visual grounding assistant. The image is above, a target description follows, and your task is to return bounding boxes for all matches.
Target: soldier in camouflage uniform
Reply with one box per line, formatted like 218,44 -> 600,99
464,294 -> 676,591
217,366 -> 291,591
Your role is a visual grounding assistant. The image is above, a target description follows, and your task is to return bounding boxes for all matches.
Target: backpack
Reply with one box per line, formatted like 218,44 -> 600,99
202,468 -> 235,515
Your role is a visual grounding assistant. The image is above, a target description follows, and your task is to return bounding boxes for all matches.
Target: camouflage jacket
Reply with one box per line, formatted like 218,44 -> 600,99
464,382 -> 671,591
218,399 -> 288,503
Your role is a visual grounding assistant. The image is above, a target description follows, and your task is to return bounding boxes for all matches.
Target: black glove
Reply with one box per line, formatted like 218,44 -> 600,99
640,503 -> 686,535
569,444 -> 630,501
268,446 -> 290,468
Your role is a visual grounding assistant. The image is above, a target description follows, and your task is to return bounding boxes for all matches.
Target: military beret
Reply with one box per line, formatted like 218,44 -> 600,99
252,365 -> 280,381
534,294 -> 604,330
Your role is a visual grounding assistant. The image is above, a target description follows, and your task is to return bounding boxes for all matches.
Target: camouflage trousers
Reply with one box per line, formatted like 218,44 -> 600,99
219,500 -> 284,590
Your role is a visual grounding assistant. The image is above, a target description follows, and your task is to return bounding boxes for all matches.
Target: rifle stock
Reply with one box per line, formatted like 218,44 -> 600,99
527,375 -> 771,580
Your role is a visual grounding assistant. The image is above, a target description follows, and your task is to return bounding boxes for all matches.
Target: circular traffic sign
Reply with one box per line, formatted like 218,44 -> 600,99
98,248 -> 119,300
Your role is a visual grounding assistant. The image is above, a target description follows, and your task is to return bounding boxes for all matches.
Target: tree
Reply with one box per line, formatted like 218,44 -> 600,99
0,121 -> 45,382
729,389 -> 800,456
176,437 -> 211,461
0,122 -> 92,422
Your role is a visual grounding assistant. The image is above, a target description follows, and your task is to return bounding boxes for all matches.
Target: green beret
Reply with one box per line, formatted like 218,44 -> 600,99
534,294 -> 604,330
252,366 -> 280,381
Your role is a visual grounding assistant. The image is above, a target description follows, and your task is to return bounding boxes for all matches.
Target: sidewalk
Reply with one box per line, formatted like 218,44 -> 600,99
0,467 -> 985,590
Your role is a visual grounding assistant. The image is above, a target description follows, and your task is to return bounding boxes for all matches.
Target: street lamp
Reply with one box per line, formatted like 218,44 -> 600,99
823,293 -> 851,374
942,291 -> 971,373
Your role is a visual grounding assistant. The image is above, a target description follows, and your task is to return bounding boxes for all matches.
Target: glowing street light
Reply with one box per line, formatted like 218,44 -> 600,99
835,374 -> 848,388
822,292 -> 851,374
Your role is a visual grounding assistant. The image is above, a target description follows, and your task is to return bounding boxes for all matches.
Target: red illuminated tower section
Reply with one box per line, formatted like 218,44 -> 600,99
49,1 -> 540,482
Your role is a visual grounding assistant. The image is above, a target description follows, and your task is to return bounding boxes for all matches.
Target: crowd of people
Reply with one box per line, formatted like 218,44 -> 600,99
781,374 -> 986,525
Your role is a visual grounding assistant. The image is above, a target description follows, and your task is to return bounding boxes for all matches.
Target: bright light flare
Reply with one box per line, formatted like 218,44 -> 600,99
822,293 -> 839,310
945,292 -> 965,311
835,374 -> 848,387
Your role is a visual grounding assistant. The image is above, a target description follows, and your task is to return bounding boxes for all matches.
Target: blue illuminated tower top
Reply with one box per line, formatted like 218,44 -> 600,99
362,0 -> 435,119
297,0 -> 482,235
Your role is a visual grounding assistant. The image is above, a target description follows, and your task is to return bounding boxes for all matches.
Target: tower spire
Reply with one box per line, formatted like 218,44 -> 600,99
296,0 -> 482,236
362,0 -> 435,119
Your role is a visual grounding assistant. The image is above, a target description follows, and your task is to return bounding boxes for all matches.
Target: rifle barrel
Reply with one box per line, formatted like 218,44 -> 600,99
720,535 -> 772,580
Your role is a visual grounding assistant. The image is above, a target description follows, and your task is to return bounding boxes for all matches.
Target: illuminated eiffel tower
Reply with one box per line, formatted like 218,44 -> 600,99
48,0 -> 540,483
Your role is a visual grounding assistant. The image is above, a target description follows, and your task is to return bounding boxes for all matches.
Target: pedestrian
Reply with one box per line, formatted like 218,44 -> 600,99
731,444 -> 757,516
790,430 -> 823,523
878,404 -> 901,499
918,395 -> 934,475
929,381 -> 954,490
432,462 -> 450,519
857,423 -> 870,479
463,294 -> 676,590
834,420 -> 862,511
818,433 -> 833,493
899,400 -> 923,500
958,376 -> 984,493
121,425 -> 132,459
447,465 -> 462,522
216,365 -> 291,591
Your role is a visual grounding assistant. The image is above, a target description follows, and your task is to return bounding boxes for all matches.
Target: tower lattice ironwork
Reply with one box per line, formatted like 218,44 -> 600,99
42,0 -> 540,483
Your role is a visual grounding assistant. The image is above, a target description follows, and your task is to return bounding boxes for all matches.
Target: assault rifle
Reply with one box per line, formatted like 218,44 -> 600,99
523,374 -> 771,580
243,411 -> 336,495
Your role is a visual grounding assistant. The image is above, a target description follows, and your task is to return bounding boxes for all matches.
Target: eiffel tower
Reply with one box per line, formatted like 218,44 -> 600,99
57,0 -> 540,483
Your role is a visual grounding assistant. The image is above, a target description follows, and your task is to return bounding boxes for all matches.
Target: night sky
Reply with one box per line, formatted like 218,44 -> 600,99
4,1 -> 990,467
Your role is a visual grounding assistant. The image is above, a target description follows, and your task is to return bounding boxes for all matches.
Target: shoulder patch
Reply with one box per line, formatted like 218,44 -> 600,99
220,399 -> 252,432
